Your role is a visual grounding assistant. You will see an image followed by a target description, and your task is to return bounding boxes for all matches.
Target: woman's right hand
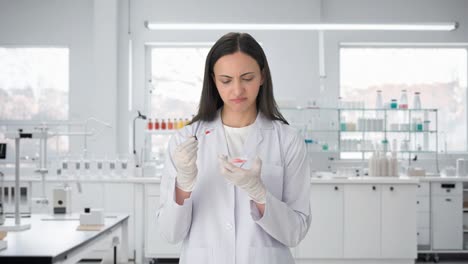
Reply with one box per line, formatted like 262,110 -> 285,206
173,137 -> 198,192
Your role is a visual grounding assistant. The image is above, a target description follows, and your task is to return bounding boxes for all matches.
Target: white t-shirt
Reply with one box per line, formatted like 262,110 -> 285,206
223,123 -> 254,158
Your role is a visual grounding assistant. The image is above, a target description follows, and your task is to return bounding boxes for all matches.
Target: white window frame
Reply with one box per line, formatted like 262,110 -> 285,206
0,45 -> 71,163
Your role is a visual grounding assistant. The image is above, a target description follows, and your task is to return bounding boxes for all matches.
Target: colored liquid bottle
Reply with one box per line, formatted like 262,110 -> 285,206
148,118 -> 153,130
154,118 -> 160,130
168,119 -> 174,130
184,118 -> 190,126
161,119 -> 166,130
178,118 -> 184,129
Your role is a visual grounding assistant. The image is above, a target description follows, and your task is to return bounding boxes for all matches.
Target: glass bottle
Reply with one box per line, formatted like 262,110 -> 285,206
147,118 -> 153,130
376,90 -> 383,109
154,118 -> 160,130
178,118 -> 184,129
161,119 -> 167,130
413,92 -> 421,109
168,119 -> 173,130
399,90 -> 408,109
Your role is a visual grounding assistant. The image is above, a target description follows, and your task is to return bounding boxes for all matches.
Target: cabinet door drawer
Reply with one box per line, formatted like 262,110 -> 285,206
417,228 -> 430,245
416,197 -> 429,212
417,183 -> 430,196
432,195 -> 463,250
417,212 -> 430,228
431,182 -> 462,196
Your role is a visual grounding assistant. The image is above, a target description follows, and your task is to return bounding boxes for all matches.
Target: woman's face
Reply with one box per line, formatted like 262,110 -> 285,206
213,51 -> 264,115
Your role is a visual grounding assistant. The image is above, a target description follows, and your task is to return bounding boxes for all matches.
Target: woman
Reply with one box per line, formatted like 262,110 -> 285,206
157,32 -> 311,264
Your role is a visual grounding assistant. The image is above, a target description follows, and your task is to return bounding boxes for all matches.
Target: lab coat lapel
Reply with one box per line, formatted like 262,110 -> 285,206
242,112 -> 272,164
212,110 -> 229,156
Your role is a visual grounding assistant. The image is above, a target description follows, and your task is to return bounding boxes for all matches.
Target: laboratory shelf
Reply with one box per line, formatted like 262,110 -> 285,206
338,108 -> 437,112
340,150 -> 437,153
339,130 -> 436,133
145,130 -> 177,135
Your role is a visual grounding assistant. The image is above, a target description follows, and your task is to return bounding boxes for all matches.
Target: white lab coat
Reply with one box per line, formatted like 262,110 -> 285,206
157,110 -> 311,264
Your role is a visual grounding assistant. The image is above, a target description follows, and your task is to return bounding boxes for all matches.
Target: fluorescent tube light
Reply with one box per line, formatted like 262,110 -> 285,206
145,22 -> 457,31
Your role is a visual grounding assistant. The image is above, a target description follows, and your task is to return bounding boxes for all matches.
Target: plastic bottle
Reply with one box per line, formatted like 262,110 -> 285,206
376,90 -> 383,109
413,92 -> 421,109
368,152 -> 375,176
379,152 -> 388,176
389,151 -> 398,177
399,90 -> 408,109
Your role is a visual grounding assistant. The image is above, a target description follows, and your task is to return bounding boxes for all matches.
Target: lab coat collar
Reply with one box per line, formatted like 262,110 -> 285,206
202,108 -> 273,160
205,108 -> 274,131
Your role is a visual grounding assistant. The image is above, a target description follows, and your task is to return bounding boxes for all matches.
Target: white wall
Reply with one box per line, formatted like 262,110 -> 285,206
0,0 -> 118,157
122,0 -> 468,161
1,0 -> 468,165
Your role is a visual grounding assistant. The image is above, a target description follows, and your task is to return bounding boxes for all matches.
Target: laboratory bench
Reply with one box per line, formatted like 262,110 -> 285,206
2,174 -> 468,263
0,214 -> 129,264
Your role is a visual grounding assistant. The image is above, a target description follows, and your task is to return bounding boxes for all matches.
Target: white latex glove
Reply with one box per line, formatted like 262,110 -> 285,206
173,137 -> 198,192
218,155 -> 267,204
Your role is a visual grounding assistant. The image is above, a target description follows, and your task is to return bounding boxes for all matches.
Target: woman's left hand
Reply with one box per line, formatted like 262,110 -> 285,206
218,155 -> 266,204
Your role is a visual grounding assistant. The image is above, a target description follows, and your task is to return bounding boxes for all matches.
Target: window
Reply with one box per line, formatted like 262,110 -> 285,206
146,45 -> 210,163
340,47 -> 468,152
0,47 -> 69,120
0,47 -> 70,162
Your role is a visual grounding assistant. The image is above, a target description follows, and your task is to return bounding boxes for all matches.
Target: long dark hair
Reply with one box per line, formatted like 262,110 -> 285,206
190,32 -> 288,125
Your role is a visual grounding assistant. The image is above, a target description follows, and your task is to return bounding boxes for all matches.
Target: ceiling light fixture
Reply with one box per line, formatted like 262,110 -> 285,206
144,22 -> 457,31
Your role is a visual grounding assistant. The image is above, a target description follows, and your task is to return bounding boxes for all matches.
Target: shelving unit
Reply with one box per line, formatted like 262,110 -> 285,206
281,107 -> 439,171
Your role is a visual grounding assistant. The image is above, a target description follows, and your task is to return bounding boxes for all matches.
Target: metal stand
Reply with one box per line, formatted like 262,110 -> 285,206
0,136 -> 31,232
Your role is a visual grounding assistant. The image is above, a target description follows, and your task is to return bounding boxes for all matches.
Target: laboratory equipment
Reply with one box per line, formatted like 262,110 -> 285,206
399,90 -> 408,109
133,110 -> 147,168
390,99 -> 398,109
413,92 -> 421,109
53,186 -> 71,214
376,90 -> 383,109
83,117 -> 112,159
0,143 -> 5,159
0,171 -> 4,225
168,119 -> 174,130
161,119 -> 167,130
148,118 -> 153,130
1,129 -> 40,231
79,208 -> 104,226
154,118 -> 160,129
109,159 -> 116,177
119,156 -> 129,177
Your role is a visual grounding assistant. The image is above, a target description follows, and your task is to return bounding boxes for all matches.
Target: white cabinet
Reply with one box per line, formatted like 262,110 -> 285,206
344,184 -> 381,258
431,182 -> 463,250
416,183 -> 430,248
381,185 -> 417,258
144,184 -> 181,258
296,184 -> 343,258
